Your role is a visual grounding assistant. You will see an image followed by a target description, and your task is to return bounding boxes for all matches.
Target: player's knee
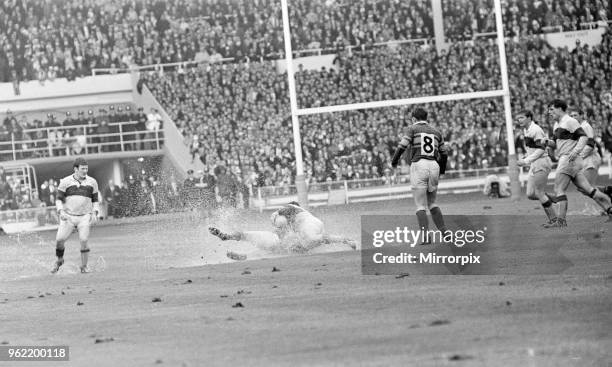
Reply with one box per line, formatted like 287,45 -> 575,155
416,205 -> 427,212
56,241 -> 65,250
428,204 -> 438,211
541,199 -> 553,208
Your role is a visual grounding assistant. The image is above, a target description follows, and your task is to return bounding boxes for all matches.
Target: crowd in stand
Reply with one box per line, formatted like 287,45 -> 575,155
145,25 -> 612,190
295,39 -> 500,108
2,0 -> 611,84
0,0 -> 611,204
0,106 -> 163,161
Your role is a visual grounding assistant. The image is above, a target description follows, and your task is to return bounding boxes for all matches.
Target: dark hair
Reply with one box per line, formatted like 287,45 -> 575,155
412,108 -> 428,121
517,110 -> 533,119
549,99 -> 568,111
73,157 -> 88,168
570,108 -> 583,116
288,201 -> 300,207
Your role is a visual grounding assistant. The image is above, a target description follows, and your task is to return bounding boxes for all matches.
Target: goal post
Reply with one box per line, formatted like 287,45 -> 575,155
280,0 -> 521,207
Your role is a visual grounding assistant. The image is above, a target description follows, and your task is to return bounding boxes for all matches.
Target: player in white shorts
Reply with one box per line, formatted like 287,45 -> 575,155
541,99 -> 612,227
209,202 -> 356,260
51,158 -> 102,273
569,109 -> 604,214
514,110 -> 555,224
391,108 -> 449,245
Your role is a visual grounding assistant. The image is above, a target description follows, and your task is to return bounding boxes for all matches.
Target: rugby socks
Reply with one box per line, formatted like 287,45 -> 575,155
545,192 -> 557,203
416,210 -> 428,232
55,247 -> 64,259
430,206 -> 447,233
556,195 -> 568,219
541,199 -> 555,221
81,248 -> 90,269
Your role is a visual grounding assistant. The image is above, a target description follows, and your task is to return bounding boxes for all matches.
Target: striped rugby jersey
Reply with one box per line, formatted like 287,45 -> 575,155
57,174 -> 100,215
552,114 -> 586,157
399,121 -> 445,163
522,121 -> 547,163
579,120 -> 600,158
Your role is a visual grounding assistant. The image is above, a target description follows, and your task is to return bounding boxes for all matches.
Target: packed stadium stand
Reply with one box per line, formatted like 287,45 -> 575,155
1,0 -> 611,214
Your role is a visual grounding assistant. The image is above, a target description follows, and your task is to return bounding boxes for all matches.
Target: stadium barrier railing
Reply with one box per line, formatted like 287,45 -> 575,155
0,121 -> 164,162
252,166 -> 511,210
251,161 -> 612,210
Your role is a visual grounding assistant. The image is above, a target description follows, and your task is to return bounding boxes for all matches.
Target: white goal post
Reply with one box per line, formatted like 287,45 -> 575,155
280,0 -> 521,207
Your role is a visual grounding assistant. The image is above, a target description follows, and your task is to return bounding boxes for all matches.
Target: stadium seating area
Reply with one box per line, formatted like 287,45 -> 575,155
1,0 -> 611,204
145,25 -> 612,188
2,0 -> 611,83
295,39 -> 501,108
1,106 -> 160,161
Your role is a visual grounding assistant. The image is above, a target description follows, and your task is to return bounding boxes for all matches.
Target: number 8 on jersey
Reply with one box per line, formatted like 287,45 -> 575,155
420,133 -> 436,156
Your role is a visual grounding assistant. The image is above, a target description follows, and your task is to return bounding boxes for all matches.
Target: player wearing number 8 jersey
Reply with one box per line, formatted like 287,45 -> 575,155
391,108 -> 449,245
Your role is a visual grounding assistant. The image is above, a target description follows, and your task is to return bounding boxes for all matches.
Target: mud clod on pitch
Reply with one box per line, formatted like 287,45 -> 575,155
1,341 -> 8,345
499,282 -> 505,286
94,337 -> 114,344
429,319 -> 451,327
152,297 -> 162,303
183,279 -> 193,284
77,301 -> 84,306
395,273 -> 410,279
241,270 -> 251,275
236,290 -> 251,295
506,301 -> 512,306
232,302 -> 244,308
272,267 -> 280,272
448,354 -> 474,361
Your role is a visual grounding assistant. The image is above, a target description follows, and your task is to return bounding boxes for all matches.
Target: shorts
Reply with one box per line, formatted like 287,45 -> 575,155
556,155 -> 584,178
60,212 -> 91,230
410,159 -> 440,192
528,156 -> 552,177
581,153 -> 602,171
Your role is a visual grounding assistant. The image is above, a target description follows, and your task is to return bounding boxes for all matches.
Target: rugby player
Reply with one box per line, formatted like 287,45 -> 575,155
570,109 -> 604,214
541,99 -> 612,227
515,110 -> 555,224
391,108 -> 448,244
51,158 -> 102,273
209,202 -> 356,260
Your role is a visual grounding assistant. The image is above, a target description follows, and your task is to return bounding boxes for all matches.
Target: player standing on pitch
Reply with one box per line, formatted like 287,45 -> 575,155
391,108 -> 449,244
541,99 -> 612,227
51,158 -> 102,273
515,110 -> 556,225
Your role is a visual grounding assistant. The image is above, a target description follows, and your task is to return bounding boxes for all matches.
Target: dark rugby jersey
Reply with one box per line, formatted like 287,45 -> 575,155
399,121 -> 445,163
57,174 -> 100,215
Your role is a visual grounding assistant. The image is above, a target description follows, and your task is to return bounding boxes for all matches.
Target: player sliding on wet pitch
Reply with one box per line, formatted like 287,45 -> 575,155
209,202 -> 356,260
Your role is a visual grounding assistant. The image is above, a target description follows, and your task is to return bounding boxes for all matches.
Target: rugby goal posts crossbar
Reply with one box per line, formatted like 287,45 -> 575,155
280,0 -> 521,206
